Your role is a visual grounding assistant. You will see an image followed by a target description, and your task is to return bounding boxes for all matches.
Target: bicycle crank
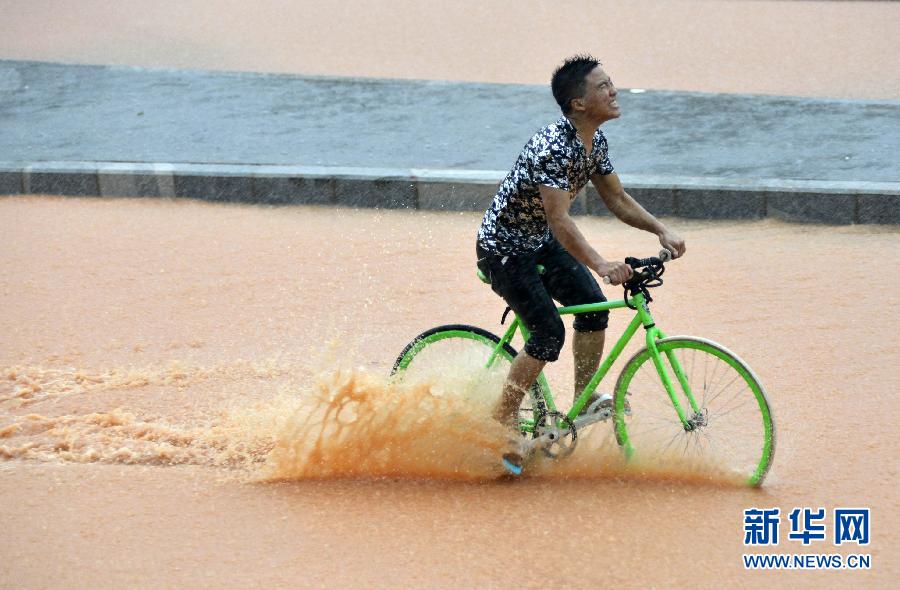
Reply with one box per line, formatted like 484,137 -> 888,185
572,392 -> 632,430
533,410 -> 577,459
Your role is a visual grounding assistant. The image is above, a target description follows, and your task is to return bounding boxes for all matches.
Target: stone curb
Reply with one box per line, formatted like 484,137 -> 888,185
1,161 -> 897,224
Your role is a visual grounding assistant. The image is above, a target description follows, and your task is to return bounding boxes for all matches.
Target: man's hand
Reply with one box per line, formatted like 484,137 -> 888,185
596,260 -> 633,285
658,230 -> 686,259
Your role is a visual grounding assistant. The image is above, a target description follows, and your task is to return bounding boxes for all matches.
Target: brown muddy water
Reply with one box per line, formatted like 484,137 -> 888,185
1,196 -> 896,588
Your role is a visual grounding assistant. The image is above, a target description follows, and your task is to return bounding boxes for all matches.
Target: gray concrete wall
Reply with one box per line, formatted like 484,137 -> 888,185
3,161 -> 897,224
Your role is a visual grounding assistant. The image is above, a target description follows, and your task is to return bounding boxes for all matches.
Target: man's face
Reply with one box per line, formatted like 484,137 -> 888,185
573,66 -> 620,122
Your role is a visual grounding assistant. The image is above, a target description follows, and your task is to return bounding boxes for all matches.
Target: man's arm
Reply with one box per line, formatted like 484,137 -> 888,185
541,185 -> 632,284
591,172 -> 686,258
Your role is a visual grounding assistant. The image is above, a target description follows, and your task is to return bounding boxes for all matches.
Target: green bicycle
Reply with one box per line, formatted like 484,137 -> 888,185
390,251 -> 775,486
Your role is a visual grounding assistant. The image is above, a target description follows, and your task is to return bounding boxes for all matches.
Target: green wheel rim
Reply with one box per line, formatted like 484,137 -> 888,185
393,326 -> 514,373
391,325 -> 547,433
613,336 -> 775,487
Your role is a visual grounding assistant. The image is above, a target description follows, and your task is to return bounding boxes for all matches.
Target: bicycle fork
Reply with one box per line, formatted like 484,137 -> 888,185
645,329 -> 703,430
633,293 -> 702,431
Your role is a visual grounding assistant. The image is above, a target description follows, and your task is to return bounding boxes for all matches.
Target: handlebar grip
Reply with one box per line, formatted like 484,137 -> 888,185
624,249 -> 673,269
625,256 -> 658,268
603,249 -> 673,284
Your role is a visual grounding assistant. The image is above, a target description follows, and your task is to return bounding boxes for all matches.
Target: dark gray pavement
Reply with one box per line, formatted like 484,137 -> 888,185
1,60 -> 898,223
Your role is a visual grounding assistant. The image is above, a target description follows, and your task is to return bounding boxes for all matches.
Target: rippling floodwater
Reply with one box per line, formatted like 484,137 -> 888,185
1,197 -> 896,588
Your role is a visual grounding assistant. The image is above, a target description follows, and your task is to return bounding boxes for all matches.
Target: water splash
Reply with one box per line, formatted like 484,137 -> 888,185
0,359 -> 747,486
260,367 -> 510,482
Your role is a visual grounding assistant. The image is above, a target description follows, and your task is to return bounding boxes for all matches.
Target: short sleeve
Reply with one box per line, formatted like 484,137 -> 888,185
594,132 -> 615,176
533,149 -> 572,192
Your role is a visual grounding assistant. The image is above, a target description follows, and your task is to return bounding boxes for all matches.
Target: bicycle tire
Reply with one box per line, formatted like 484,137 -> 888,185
613,336 -> 775,487
391,325 -> 547,430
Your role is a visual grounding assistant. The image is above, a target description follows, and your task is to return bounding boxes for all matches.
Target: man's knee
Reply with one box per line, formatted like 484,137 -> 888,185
523,316 -> 566,362
573,310 -> 609,333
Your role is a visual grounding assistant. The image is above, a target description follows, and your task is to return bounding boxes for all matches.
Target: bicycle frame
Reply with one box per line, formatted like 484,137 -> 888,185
485,291 -> 702,433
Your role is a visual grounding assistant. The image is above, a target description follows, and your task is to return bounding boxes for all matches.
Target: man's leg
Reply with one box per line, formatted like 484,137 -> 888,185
496,350 -> 547,475
477,245 -> 560,429
476,243 -> 562,473
537,240 -> 609,406
573,329 -> 605,405
493,351 -> 546,428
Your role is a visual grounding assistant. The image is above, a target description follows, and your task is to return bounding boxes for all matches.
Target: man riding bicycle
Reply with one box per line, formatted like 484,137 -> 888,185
475,55 -> 686,475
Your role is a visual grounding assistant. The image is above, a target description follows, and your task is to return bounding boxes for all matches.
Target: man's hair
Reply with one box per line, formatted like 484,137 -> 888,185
551,55 -> 602,115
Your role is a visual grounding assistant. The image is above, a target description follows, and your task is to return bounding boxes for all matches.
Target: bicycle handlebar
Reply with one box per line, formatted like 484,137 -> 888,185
602,249 -> 672,285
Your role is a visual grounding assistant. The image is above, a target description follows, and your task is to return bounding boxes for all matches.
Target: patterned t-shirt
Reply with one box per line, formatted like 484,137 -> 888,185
477,115 -> 614,255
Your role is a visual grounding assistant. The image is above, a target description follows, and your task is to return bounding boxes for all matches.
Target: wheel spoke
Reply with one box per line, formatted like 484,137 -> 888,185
614,338 -> 774,486
660,430 -> 683,455
705,372 -> 742,407
712,396 -> 755,421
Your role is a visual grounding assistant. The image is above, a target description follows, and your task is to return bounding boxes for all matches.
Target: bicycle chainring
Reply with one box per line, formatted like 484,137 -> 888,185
534,410 -> 577,459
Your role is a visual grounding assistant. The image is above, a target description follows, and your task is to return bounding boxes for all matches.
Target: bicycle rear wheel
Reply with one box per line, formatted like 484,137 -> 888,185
391,325 -> 546,431
613,336 -> 775,486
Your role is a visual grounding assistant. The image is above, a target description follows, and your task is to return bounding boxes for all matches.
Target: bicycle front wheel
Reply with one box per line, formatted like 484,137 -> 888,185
391,325 -> 546,430
613,336 -> 775,486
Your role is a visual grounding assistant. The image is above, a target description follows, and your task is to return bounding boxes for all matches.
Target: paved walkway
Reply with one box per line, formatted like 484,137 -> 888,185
1,60 -> 898,223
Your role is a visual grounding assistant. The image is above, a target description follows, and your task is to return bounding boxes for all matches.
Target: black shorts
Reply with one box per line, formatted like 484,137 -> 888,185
476,239 -> 609,362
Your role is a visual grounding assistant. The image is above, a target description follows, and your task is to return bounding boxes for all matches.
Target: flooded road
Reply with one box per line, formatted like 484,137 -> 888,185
1,197 -> 896,587
2,0 -> 897,585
